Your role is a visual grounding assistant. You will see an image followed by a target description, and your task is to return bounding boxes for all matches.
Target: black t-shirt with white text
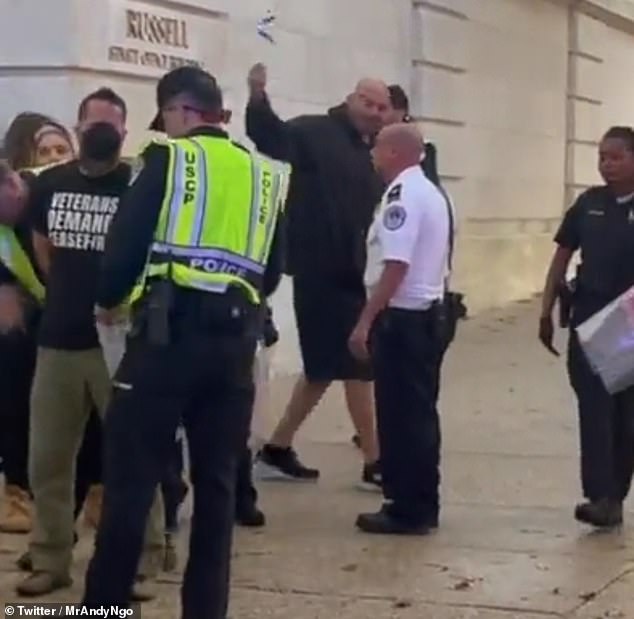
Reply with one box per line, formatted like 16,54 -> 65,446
31,161 -> 131,350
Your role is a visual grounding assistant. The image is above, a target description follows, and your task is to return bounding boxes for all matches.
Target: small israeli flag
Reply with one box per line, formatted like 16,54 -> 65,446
257,11 -> 276,44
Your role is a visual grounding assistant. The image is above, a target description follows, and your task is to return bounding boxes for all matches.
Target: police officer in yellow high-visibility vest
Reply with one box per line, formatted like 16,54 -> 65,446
81,67 -> 289,618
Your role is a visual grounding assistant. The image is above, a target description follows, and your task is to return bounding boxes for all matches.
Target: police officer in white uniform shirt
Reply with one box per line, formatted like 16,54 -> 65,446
350,123 -> 449,535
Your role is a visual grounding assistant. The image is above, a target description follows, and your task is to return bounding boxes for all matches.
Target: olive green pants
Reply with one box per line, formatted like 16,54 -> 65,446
29,347 -> 164,577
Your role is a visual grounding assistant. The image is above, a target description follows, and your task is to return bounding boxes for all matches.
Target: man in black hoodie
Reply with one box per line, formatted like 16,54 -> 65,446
246,64 -> 390,487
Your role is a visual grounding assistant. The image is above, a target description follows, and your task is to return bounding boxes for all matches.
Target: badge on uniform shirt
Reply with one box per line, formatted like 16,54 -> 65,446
383,205 -> 407,230
387,183 -> 402,203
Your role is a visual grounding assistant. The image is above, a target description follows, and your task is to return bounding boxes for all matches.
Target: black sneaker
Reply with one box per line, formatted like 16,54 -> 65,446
358,461 -> 382,492
355,510 -> 430,536
575,499 -> 623,528
236,503 -> 266,528
253,445 -> 320,482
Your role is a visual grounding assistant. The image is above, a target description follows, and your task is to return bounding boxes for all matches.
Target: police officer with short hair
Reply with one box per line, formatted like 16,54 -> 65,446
349,122 -> 450,535
81,67 -> 289,617
540,126 -> 634,529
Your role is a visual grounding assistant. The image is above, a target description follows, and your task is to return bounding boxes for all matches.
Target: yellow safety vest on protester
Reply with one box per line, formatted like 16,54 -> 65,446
0,163 -> 61,304
131,135 -> 291,306
0,225 -> 45,303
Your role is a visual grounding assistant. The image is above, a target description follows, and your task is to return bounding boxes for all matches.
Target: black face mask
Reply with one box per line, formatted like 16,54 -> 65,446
80,122 -> 122,162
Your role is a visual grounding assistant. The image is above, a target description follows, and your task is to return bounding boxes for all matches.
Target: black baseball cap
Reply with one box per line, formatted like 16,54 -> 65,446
149,66 -> 224,132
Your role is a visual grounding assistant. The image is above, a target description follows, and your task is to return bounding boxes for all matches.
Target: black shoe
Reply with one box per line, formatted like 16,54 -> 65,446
358,461 -> 382,492
16,551 -> 32,572
575,499 -> 623,528
253,445 -> 320,482
355,510 -> 430,536
236,504 -> 266,528
352,435 -> 361,449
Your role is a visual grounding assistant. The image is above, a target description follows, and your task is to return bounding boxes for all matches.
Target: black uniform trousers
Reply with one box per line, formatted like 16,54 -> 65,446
161,441 -> 258,534
0,329 -> 36,489
568,297 -> 634,502
161,434 -> 186,534
73,410 -> 103,518
82,313 -> 256,619
236,448 -> 258,512
372,307 -> 443,525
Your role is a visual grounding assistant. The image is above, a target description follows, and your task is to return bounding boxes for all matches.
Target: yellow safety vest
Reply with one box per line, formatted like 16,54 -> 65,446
0,225 -> 45,303
130,135 -> 290,306
0,163 -> 60,304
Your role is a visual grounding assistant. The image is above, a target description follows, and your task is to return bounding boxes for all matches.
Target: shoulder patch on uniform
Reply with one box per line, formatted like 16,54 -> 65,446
387,183 -> 402,203
383,204 -> 407,231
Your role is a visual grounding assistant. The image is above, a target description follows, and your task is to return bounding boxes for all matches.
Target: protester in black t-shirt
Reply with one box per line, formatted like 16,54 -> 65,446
16,88 -> 162,599
0,112 -> 104,543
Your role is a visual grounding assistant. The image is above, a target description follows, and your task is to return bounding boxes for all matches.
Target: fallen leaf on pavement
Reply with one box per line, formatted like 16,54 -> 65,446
452,577 -> 482,591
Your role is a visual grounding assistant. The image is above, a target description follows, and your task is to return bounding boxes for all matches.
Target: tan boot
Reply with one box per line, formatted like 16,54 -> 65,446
16,571 -> 72,597
0,485 -> 32,534
82,484 -> 103,529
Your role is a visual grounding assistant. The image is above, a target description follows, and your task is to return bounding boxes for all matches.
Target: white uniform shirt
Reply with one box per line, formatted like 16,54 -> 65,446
365,165 -> 450,310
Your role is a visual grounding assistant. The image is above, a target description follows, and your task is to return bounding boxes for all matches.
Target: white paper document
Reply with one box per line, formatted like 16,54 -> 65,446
97,321 -> 129,378
577,286 -> 634,394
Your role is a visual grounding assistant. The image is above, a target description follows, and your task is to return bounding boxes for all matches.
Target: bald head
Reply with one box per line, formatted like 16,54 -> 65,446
354,78 -> 389,99
371,123 -> 425,181
380,123 -> 425,158
346,78 -> 391,138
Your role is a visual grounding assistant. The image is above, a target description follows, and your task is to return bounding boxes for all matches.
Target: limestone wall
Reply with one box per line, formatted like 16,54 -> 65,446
406,0 -> 634,317
0,0 -> 410,151
2,0 -> 634,375
411,0 -> 570,313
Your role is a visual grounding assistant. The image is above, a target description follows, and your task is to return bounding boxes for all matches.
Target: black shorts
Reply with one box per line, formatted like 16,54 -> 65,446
292,276 -> 373,382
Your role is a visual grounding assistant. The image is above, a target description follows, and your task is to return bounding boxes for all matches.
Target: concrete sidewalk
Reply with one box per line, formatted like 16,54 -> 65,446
1,299 -> 634,618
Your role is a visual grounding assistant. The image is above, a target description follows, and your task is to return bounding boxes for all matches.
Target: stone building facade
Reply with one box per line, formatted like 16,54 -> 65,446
1,0 -> 633,373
